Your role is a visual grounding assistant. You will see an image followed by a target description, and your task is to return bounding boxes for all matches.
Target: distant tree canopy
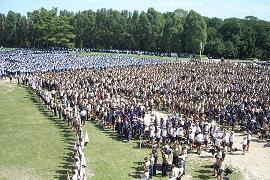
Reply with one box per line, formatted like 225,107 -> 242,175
0,8 -> 270,59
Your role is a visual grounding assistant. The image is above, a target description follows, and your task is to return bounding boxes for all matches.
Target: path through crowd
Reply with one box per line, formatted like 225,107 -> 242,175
225,132 -> 270,180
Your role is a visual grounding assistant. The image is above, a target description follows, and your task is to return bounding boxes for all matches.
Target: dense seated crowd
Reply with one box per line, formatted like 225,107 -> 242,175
0,50 -> 170,75
1,50 -> 270,179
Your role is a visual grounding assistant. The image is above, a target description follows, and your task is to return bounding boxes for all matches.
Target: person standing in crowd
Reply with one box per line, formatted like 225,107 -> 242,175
195,131 -> 203,155
161,153 -> 169,177
171,164 -> 181,180
246,131 -> 252,152
142,157 -> 150,180
229,131 -> 235,153
242,137 -> 248,155
80,109 -> 87,125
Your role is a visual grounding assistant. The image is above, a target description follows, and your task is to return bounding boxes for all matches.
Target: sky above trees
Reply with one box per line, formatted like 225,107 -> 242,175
1,0 -> 270,21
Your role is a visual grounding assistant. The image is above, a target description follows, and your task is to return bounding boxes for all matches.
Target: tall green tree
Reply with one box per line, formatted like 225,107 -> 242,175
161,9 -> 187,53
1,7 -> 270,60
146,8 -> 165,51
137,12 -> 152,51
0,13 -> 6,47
183,10 -> 207,54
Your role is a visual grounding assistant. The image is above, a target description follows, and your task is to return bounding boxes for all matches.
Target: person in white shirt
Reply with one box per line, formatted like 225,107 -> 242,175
172,127 -> 177,143
177,127 -> 184,143
242,137 -> 248,155
204,122 -> 209,133
229,131 -> 235,153
222,132 -> 230,150
171,164 -> 181,180
150,155 -> 156,177
156,127 -> 161,145
189,130 -> 195,149
162,129 -> 167,144
71,168 -> 78,180
142,157 -> 150,180
195,132 -> 204,155
215,137 -> 221,151
149,124 -> 155,145
80,110 -> 87,125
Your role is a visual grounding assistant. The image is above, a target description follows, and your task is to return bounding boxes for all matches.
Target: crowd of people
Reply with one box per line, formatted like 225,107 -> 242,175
0,50 -> 170,76
1,50 -> 270,179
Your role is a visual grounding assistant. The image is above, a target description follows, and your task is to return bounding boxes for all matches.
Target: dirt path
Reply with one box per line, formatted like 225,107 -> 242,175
225,133 -> 270,180
144,110 -> 270,180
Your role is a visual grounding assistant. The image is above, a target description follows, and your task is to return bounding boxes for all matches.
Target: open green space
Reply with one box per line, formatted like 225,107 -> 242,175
0,48 -> 19,51
0,81 -> 75,180
70,51 -> 190,62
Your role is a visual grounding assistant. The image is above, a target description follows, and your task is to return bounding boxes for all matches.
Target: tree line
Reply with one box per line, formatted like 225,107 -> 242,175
0,7 -> 270,60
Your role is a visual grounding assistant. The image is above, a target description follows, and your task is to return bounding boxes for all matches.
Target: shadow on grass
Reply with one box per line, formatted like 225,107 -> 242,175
92,122 -> 129,143
24,87 -> 75,180
128,161 -> 143,179
91,122 -> 152,150
193,165 -> 214,179
193,164 -> 234,180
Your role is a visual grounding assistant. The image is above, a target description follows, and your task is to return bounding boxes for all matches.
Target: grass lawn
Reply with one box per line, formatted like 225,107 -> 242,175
70,51 -> 190,62
0,48 -> 19,51
0,81 -> 75,180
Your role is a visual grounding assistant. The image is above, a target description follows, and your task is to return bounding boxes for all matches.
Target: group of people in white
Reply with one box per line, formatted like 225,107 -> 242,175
141,114 -> 253,180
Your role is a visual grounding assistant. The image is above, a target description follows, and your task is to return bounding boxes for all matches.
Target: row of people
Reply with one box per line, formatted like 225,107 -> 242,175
27,79 -> 89,180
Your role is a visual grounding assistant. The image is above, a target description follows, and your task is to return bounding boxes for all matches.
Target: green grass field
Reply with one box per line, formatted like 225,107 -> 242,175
0,81 -> 75,180
0,80 -> 243,180
70,51 -> 190,62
